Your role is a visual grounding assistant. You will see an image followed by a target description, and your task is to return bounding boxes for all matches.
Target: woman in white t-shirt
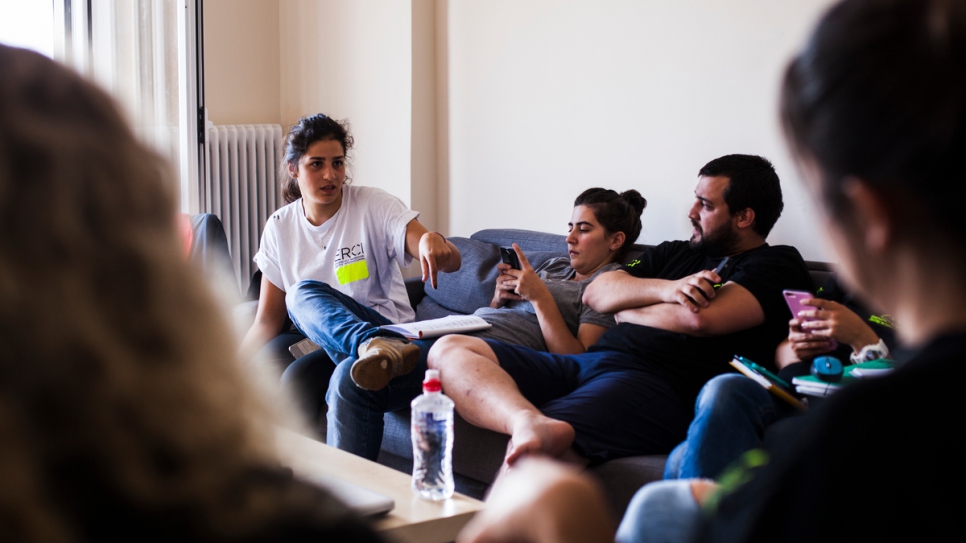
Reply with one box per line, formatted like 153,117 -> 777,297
240,114 -> 461,387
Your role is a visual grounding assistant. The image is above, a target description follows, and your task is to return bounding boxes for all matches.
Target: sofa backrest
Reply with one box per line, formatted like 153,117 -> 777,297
413,228 -> 835,319
470,228 -> 649,265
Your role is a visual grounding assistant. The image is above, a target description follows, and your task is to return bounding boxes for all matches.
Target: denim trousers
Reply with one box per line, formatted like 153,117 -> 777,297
616,480 -> 703,543
285,279 -> 400,365
663,373 -> 792,480
325,337 -> 436,460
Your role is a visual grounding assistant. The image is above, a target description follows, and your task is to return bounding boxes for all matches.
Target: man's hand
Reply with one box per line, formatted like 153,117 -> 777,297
663,269 -> 723,313
793,298 -> 881,354
419,231 -> 457,289
457,458 -> 615,543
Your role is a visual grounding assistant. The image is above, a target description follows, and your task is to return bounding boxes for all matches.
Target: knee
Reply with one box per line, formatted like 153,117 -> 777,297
427,335 -> 487,370
696,374 -> 757,410
625,480 -> 676,516
285,279 -> 332,307
663,442 -> 687,480
617,480 -> 700,543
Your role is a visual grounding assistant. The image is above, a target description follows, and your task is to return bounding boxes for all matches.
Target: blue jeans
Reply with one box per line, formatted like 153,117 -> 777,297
285,279 -> 401,365
663,373 -> 792,480
325,338 -> 436,460
280,348 -> 336,431
616,480 -> 702,543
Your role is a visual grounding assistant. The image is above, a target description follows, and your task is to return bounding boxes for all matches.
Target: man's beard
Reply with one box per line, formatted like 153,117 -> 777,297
689,222 -> 740,257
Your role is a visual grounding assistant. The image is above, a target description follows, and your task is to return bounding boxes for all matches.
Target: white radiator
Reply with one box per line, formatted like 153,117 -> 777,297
204,123 -> 284,292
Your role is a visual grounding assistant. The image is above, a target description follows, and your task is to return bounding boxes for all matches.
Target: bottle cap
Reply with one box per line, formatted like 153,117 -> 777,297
423,369 -> 442,392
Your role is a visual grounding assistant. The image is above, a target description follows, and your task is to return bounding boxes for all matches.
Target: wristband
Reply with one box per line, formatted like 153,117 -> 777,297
850,338 -> 890,364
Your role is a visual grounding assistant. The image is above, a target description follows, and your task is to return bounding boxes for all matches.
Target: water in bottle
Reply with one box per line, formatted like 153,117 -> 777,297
411,369 -> 455,500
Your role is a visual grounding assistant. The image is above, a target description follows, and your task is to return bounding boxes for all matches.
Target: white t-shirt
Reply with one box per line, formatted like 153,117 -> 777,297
253,185 -> 419,324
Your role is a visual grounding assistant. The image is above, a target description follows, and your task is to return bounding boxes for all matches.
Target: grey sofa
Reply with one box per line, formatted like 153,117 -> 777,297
375,228 -> 832,518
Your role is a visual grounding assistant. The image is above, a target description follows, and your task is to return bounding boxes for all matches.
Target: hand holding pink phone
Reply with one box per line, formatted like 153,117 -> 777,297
783,290 -> 839,349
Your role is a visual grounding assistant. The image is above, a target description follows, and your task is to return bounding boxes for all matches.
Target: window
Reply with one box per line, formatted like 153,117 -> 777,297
1,0 -> 203,213
0,0 -> 55,57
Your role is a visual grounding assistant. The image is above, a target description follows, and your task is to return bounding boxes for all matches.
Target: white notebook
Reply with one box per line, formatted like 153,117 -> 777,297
379,314 -> 492,340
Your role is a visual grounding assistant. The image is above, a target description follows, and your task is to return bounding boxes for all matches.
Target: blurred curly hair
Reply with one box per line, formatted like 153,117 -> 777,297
0,45 -> 333,541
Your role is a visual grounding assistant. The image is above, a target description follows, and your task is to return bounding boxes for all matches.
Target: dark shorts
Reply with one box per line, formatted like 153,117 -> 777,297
484,340 -> 691,463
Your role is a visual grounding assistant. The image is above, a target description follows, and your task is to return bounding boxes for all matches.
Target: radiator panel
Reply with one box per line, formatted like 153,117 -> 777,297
204,124 -> 283,291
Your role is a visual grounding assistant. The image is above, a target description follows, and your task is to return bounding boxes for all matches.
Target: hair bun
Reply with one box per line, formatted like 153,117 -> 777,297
620,189 -> 647,216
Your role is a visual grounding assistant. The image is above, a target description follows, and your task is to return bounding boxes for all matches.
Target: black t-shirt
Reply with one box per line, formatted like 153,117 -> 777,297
591,240 -> 812,407
695,332 -> 966,543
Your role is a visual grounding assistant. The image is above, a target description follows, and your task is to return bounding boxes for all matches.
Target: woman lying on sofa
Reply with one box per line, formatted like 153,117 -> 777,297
321,187 -> 648,460
459,0 -> 966,541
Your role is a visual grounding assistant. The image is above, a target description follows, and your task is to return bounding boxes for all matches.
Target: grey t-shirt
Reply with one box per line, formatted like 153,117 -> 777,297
469,257 -> 620,351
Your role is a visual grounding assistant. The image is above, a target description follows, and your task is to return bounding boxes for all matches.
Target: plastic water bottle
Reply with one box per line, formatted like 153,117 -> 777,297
411,369 -> 455,500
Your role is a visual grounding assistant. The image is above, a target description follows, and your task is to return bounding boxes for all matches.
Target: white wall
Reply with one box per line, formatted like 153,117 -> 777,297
411,0 -> 439,231
204,0 -> 841,261
278,0 -> 414,206
443,0 -> 837,261
204,0 -> 281,125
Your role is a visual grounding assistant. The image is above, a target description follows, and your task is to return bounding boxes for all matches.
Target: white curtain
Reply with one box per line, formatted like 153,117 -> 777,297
54,0 -> 199,212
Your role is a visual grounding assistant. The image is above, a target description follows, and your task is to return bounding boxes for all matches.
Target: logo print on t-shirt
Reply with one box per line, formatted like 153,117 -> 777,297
335,243 -> 369,284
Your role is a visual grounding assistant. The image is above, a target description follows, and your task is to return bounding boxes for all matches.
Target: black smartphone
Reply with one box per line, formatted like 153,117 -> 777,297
500,246 -> 521,269
693,256 -> 731,303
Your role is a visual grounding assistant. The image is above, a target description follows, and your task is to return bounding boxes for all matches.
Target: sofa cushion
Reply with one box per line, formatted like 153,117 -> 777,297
419,235 -> 567,315
419,237 -> 500,314
471,228 -> 570,252
382,409 -> 508,496
472,228 -> 651,265
381,408 -> 667,507
589,455 -> 668,519
412,296 -> 459,321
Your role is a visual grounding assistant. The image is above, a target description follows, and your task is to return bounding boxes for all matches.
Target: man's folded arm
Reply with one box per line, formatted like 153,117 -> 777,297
582,269 -> 673,314
613,282 -> 765,337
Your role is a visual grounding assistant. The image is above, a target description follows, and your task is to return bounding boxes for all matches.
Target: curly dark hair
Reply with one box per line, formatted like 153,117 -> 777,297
280,114 -> 354,203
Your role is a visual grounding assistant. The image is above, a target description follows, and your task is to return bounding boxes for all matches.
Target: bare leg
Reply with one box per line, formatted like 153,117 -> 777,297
428,336 -> 575,467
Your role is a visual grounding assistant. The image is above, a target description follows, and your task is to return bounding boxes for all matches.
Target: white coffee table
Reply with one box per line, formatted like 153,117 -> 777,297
277,428 -> 485,543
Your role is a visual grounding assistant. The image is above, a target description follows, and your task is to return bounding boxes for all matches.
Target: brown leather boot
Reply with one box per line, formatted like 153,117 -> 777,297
350,337 -> 421,390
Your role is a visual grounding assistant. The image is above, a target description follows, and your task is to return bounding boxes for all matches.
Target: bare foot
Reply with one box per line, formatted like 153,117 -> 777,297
503,412 -> 575,468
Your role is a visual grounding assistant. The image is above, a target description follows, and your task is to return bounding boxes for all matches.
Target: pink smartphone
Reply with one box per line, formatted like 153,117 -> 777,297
782,289 -> 838,348
782,290 -> 815,321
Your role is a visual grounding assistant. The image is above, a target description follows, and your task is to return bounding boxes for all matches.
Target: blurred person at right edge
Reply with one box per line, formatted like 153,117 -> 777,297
456,0 -> 966,542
